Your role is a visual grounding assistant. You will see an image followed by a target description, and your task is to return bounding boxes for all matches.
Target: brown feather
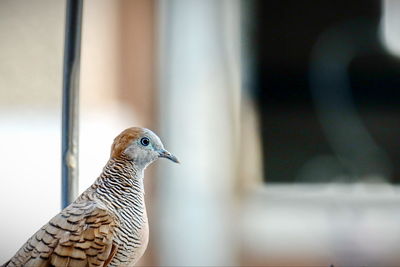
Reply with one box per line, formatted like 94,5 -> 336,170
6,201 -> 118,267
110,127 -> 144,159
104,244 -> 118,267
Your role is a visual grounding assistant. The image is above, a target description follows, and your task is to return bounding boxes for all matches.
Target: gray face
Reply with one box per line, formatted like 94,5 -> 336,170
124,128 -> 179,168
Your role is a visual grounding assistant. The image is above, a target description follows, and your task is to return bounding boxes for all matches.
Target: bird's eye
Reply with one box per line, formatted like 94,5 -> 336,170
140,137 -> 150,146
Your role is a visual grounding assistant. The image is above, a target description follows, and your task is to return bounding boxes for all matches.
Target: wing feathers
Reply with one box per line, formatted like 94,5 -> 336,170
5,201 -> 118,267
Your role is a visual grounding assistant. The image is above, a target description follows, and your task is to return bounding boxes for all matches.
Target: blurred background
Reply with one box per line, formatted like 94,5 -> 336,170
0,0 -> 400,266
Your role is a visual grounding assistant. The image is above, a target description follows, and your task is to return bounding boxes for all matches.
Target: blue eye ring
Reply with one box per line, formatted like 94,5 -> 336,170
140,137 -> 150,146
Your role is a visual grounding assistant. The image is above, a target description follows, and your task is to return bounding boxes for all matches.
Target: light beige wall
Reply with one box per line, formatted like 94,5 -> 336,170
80,0 -> 120,109
118,0 -> 156,125
0,0 -> 65,109
81,0 -> 156,127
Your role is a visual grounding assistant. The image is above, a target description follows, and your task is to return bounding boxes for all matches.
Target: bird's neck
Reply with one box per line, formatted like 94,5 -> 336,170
91,158 -> 146,208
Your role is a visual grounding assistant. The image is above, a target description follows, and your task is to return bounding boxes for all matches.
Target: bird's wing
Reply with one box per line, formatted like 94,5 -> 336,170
7,201 -> 119,267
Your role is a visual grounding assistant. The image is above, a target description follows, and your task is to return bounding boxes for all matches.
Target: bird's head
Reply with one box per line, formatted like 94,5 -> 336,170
110,127 -> 179,168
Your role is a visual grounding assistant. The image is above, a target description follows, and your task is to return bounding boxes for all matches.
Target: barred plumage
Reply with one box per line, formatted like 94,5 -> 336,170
3,127 -> 179,267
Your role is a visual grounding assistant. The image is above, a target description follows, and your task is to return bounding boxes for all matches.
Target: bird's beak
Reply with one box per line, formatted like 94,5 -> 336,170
158,149 -> 180,163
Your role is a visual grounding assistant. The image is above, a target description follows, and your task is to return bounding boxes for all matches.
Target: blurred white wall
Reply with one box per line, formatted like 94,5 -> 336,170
156,0 -> 241,265
380,0 -> 400,58
241,184 -> 400,266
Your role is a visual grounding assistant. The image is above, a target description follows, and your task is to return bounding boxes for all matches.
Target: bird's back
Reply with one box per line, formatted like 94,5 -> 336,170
5,198 -> 118,267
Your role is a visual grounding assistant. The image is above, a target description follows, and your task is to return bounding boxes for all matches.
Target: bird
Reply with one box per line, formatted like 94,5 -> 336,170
3,127 -> 179,267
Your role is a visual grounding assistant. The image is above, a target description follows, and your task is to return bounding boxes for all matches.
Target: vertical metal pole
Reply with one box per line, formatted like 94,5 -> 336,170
61,0 -> 83,209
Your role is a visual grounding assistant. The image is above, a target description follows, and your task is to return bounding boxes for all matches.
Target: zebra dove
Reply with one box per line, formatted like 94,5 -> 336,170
3,127 -> 179,267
